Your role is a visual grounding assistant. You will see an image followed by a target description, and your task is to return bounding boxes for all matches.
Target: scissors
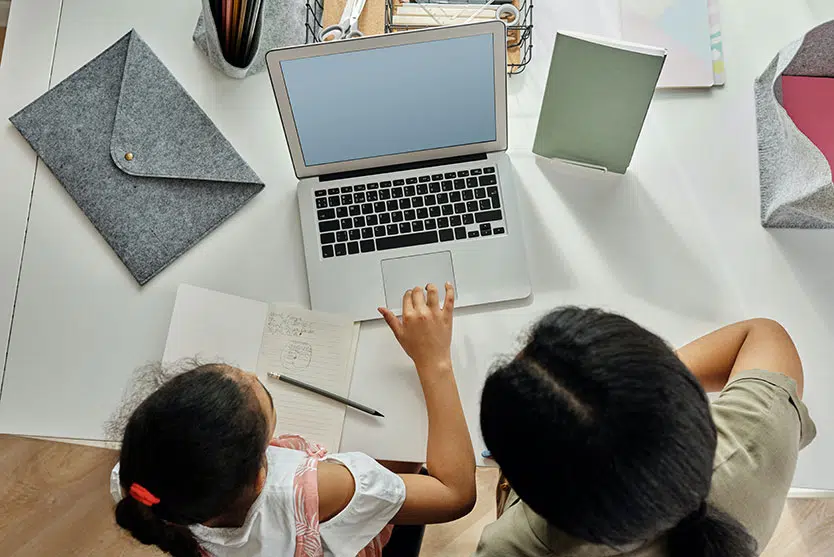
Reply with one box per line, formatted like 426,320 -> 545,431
319,0 -> 367,41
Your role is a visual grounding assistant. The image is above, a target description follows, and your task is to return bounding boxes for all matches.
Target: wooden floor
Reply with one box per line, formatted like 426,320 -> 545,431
0,435 -> 832,556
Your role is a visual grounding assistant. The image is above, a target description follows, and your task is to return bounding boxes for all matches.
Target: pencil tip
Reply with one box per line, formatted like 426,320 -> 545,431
374,411 -> 385,418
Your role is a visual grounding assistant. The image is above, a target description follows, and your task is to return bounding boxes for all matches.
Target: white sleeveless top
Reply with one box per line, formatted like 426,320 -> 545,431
111,443 -> 406,557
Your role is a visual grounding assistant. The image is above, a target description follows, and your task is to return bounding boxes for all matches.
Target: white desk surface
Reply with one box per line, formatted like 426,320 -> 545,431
2,0 -> 834,489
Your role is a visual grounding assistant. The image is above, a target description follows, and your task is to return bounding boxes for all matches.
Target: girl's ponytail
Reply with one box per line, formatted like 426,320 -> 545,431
667,501 -> 757,557
115,496 -> 203,557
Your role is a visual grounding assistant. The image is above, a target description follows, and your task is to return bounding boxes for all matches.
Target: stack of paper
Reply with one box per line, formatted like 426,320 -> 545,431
620,0 -> 726,88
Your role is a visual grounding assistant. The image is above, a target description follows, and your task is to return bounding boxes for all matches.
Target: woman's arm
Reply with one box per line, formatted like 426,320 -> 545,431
675,318 -> 804,396
379,283 -> 477,524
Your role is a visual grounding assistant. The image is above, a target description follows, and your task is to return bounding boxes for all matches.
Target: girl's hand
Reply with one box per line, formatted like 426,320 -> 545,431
378,283 -> 455,375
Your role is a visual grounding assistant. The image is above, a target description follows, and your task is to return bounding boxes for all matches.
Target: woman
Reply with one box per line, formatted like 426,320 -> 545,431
476,308 -> 815,557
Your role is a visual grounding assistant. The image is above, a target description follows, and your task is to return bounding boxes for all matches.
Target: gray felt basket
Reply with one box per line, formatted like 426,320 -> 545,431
756,20 -> 834,228
194,0 -> 320,79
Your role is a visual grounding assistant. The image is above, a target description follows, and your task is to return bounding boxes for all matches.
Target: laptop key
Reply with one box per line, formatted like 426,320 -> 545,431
463,214 -> 474,225
437,193 -> 449,204
328,196 -> 340,207
367,183 -> 379,189
392,187 -> 404,198
425,219 -> 437,229
354,192 -> 366,203
404,185 -> 416,196
349,205 -> 361,216
341,194 -> 353,205
479,199 -> 491,211
441,181 -> 453,191
458,170 -> 470,177
354,184 -> 366,191
362,203 -> 373,214
442,205 -> 453,216
380,189 -> 391,200
467,201 -> 478,212
367,214 -> 378,226
380,213 -> 391,224
425,194 -> 437,206
455,227 -> 467,240
374,226 -> 387,237
319,220 -> 339,233
348,241 -> 359,254
466,177 -> 478,188
318,208 -> 335,220
341,186 -> 353,193
468,230 -> 479,238
481,227 -> 492,237
367,191 -> 378,201
387,200 -> 398,211
412,220 -> 424,232
349,229 -> 361,241
315,189 -> 327,197
450,191 -> 462,203
417,184 -> 428,195
387,224 -> 399,235
337,231 -> 348,242
450,215 -> 462,227
445,172 -> 457,179
335,243 -> 347,256
376,231 -> 439,251
354,216 -> 365,228
493,227 -> 505,235
399,198 -> 411,209
328,187 -> 340,195
320,232 -> 335,244
337,207 -> 348,218
361,227 -> 373,239
475,210 -> 503,223
412,197 -> 424,208
429,206 -> 441,217
484,167 -> 496,174
471,168 -> 483,176
454,179 -> 465,189
322,245 -> 334,258
463,190 -> 474,200
479,174 -> 498,186
360,240 -> 375,253
316,198 -> 328,209
399,222 -> 412,234
490,194 -> 501,209
392,211 -> 404,222
454,203 -> 466,214
475,188 -> 487,199
429,182 -> 441,193
438,217 -> 450,228
374,202 -> 386,213
432,174 -> 444,181
408,177 -> 421,184
480,223 -> 492,233
391,180 -> 402,187
418,175 -> 431,183
340,218 -> 352,229
439,229 -> 454,242
417,208 -> 428,219
404,209 -> 416,221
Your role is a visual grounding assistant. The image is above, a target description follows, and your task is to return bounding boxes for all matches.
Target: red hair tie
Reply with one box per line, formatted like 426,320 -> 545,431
129,483 -> 161,507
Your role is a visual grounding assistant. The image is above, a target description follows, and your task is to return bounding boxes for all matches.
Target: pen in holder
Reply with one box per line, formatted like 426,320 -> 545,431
194,0 -> 324,79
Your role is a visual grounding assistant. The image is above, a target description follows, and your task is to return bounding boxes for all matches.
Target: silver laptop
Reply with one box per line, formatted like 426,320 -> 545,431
266,21 -> 530,321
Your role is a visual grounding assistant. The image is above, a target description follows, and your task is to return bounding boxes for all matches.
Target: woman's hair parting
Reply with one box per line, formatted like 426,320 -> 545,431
480,307 -> 756,557
114,364 -> 269,557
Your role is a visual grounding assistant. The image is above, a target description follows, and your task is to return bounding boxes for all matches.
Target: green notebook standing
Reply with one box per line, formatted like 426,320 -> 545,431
533,32 -> 666,174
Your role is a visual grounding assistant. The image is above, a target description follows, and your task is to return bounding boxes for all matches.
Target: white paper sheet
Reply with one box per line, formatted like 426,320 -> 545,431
256,305 -> 360,450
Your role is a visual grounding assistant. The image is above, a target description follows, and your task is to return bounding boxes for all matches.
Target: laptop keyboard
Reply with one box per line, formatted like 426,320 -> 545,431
314,166 -> 506,259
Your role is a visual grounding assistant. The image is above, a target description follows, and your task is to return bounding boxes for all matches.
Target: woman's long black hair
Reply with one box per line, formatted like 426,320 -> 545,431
114,364 -> 269,557
480,308 -> 757,557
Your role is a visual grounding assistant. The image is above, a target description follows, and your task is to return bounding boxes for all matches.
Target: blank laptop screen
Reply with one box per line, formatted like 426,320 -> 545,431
280,33 -> 497,167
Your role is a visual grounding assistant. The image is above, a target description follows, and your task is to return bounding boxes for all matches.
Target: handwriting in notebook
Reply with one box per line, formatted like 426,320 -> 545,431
256,306 -> 360,451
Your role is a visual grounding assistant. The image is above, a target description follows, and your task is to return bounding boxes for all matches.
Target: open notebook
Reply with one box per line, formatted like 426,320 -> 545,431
162,284 -> 360,450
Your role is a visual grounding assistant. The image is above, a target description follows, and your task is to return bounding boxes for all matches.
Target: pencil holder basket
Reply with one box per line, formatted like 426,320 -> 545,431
194,0 -> 324,79
756,20 -> 834,228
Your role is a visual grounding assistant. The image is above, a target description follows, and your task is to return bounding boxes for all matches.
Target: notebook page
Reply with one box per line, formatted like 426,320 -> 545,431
256,305 -> 360,451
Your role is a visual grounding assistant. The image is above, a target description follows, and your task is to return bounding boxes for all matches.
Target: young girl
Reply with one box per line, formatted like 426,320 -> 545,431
111,283 -> 475,557
475,309 -> 814,557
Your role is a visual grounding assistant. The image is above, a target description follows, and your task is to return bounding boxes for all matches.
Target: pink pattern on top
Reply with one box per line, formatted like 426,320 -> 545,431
271,436 -> 393,557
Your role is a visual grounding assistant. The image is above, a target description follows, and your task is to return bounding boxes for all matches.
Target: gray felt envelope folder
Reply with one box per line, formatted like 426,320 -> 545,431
10,30 -> 264,285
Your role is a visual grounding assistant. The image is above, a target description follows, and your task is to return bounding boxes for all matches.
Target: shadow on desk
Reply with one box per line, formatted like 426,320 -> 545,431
0,435 -> 154,556
535,159 -> 729,322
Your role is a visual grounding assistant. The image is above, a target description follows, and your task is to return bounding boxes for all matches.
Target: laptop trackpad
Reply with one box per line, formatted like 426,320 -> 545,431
381,252 -> 456,311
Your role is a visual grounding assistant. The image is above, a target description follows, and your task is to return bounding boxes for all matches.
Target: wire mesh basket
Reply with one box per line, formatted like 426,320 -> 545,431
305,0 -> 326,43
384,0 -> 533,75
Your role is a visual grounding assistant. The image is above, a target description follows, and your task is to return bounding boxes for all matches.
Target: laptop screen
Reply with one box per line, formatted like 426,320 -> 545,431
279,33 -> 497,167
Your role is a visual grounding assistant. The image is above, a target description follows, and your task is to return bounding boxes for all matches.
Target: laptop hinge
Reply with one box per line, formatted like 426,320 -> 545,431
318,153 -> 489,183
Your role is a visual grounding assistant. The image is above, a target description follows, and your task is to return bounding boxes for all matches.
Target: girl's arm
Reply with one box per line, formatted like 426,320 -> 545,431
675,318 -> 803,396
379,283 -> 477,524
